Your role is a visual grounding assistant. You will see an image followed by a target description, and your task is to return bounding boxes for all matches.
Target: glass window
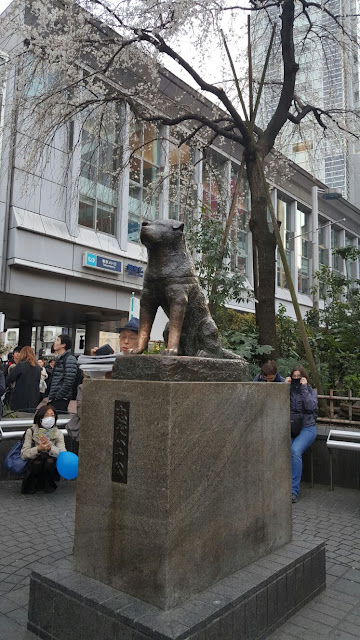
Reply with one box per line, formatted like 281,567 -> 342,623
168,142 -> 196,222
79,106 -> 122,236
23,53 -> 57,99
277,197 -> 292,289
331,228 -> 343,274
345,234 -> 357,280
128,121 -> 162,243
202,151 -> 227,218
230,162 -> 250,276
297,206 -> 311,295
0,56 -> 7,161
318,217 -> 328,268
0,56 -> 5,117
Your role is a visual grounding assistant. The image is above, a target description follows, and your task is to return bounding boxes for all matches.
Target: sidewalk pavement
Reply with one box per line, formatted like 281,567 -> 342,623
0,480 -> 359,640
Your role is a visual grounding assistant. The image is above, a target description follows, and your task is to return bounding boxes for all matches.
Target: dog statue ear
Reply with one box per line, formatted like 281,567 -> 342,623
172,221 -> 184,232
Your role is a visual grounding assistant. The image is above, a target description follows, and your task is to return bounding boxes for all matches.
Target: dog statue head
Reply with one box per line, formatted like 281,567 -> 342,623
140,219 -> 184,248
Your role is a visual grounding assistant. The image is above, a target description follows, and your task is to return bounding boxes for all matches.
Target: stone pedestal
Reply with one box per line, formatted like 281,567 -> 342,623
112,353 -> 248,382
28,537 -> 326,640
73,376 -> 291,610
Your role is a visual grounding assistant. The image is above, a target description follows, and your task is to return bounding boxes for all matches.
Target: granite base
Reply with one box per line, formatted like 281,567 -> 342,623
112,354 -> 248,382
74,380 -> 291,609
27,537 -> 325,640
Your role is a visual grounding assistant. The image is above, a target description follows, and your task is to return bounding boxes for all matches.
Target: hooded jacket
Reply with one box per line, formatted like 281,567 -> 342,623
290,381 -> 318,427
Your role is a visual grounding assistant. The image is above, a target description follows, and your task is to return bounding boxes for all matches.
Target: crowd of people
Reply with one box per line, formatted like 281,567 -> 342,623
3,320 -> 317,502
2,320 -> 141,494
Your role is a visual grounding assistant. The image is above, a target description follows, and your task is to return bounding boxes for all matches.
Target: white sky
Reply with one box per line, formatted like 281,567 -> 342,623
0,0 -> 249,94
0,0 -> 11,13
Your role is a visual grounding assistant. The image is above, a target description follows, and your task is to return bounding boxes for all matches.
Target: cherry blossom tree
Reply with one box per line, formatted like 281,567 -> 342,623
1,0 -> 359,355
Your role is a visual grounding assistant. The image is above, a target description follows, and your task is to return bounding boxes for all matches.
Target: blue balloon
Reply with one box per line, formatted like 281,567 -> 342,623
57,451 -> 78,480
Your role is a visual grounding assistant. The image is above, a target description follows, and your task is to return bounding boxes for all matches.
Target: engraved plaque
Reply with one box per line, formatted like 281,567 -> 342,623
112,400 -> 130,483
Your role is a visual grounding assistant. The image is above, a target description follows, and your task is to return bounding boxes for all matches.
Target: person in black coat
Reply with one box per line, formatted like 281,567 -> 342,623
0,362 -> 5,418
285,364 -> 318,503
6,346 -> 41,412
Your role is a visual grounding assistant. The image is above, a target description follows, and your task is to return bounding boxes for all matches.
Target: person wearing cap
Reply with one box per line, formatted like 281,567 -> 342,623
89,319 -> 139,356
117,317 -> 139,354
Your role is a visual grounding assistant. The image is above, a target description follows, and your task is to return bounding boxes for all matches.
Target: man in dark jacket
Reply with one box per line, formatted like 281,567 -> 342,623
253,360 -> 285,383
48,334 -> 78,412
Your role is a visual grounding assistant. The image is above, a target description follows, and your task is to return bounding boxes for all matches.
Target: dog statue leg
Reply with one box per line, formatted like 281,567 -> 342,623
130,301 -> 157,354
164,297 -> 187,356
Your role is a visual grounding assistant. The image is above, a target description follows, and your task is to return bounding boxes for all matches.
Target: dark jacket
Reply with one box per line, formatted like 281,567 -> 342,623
0,367 -> 5,417
253,372 -> 285,382
6,362 -> 41,411
290,382 -> 318,428
48,350 -> 78,403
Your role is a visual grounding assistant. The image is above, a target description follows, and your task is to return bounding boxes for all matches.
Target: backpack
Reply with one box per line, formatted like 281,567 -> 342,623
71,364 -> 84,400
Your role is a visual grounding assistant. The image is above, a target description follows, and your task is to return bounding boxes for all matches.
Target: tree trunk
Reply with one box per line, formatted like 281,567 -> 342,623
247,155 -> 278,358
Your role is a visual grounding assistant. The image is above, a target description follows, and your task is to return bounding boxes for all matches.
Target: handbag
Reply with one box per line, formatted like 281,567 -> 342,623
4,441 -> 28,474
4,427 -> 33,475
291,412 -> 304,439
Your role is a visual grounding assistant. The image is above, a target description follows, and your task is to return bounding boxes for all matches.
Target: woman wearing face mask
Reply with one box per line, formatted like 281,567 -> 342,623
285,365 -> 318,504
20,405 -> 66,494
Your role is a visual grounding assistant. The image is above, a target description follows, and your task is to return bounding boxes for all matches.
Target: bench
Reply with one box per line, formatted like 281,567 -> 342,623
326,429 -> 360,491
0,416 -> 71,441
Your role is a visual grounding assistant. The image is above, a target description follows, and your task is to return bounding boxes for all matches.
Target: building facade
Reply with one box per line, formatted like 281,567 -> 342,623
252,0 -> 360,206
0,1 -> 359,354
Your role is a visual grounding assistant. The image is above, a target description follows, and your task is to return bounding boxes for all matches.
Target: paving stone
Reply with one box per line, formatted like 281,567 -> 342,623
327,565 -> 351,578
0,597 -> 20,614
300,605 -> 339,628
311,601 -> 347,621
6,607 -> 29,626
332,579 -> 360,599
336,620 -> 360,636
328,631 -> 360,639
342,568 -> 360,583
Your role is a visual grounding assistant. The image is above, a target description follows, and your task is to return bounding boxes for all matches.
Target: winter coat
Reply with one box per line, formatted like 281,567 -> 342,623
253,372 -> 285,382
48,350 -> 78,403
290,382 -> 318,428
6,362 -> 41,411
21,424 -> 66,461
0,367 -> 5,418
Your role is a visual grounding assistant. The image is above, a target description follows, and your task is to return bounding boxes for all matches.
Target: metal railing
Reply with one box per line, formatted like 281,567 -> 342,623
0,416 -> 71,440
327,429 -> 360,491
317,390 -> 360,427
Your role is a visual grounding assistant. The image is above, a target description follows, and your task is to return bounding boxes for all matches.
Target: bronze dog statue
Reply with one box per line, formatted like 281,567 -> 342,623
131,219 -> 240,358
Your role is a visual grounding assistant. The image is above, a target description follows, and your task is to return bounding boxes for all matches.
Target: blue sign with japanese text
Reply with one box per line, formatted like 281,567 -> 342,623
83,252 -> 122,274
125,264 -> 144,277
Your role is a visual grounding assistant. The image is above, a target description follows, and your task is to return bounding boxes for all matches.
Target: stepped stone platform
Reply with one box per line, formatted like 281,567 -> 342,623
28,537 -> 325,640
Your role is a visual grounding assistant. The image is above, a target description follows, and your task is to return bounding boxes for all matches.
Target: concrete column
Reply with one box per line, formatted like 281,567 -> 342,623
18,322 -> 32,348
34,326 -> 44,357
84,319 -> 100,355
67,328 -> 76,353
311,186 -> 319,312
